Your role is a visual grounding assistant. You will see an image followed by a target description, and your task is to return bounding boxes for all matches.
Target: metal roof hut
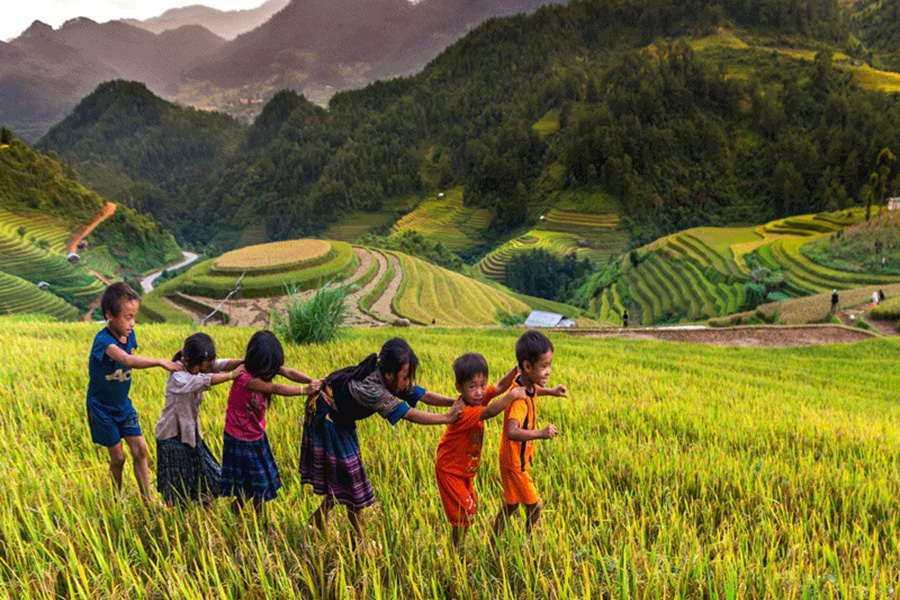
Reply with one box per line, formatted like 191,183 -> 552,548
66,253 -> 80,264
523,310 -> 575,328
37,281 -> 50,291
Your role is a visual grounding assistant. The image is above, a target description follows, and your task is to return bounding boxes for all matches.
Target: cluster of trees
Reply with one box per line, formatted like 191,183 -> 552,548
504,249 -> 593,301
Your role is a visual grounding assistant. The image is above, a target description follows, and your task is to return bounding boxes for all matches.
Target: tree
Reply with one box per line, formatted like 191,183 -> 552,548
0,127 -> 12,145
870,147 -> 897,218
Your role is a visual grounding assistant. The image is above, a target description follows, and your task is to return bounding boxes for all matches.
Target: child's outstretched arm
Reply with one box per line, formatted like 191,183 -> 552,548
417,390 -> 456,407
216,359 -> 244,372
535,383 -> 567,397
494,366 -> 519,394
278,366 -> 316,384
105,345 -> 181,372
246,378 -> 321,397
480,386 -> 526,421
506,417 -> 557,441
208,364 -> 245,386
402,398 -> 463,425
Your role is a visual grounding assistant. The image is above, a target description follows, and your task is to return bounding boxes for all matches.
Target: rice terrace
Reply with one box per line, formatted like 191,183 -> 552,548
5,0 -> 900,597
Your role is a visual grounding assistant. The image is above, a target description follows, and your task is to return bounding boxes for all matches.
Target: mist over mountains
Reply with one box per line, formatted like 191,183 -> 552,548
121,0 -> 290,40
1,0 -> 563,141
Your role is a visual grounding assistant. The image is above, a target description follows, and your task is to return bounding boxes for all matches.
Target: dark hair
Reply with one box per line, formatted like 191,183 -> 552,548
101,282 -> 140,318
515,330 -> 554,368
453,353 -> 489,385
378,337 -> 418,384
244,330 -> 284,382
173,332 -> 216,367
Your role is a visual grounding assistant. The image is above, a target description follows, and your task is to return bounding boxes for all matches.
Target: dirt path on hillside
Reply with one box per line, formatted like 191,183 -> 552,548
567,325 -> 876,347
69,202 -> 116,254
369,253 -> 403,322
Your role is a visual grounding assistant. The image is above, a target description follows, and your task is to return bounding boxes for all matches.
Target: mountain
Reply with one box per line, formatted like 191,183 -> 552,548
121,0 -> 290,40
40,0 -> 900,259
37,80 -> 244,246
187,0 -> 565,98
0,19 -> 225,141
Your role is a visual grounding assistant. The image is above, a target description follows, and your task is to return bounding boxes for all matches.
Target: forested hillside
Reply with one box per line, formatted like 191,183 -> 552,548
39,0 -> 900,256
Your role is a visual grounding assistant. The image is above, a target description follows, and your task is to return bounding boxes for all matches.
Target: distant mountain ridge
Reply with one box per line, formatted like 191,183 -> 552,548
0,0 -> 563,141
121,0 -> 290,40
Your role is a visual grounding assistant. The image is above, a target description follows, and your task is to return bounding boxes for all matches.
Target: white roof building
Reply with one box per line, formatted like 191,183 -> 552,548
523,310 -> 575,328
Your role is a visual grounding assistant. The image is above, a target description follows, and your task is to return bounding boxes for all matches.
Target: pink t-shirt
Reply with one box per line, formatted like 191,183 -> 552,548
224,372 -> 268,442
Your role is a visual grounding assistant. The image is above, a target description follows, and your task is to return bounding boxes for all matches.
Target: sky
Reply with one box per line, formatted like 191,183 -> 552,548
3,0 -> 265,41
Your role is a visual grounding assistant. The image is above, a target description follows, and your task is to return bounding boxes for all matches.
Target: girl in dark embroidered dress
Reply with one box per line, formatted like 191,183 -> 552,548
300,338 -> 461,542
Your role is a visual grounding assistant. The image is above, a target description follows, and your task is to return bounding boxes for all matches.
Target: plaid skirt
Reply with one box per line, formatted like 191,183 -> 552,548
299,392 -> 375,509
220,432 -> 282,502
156,437 -> 221,505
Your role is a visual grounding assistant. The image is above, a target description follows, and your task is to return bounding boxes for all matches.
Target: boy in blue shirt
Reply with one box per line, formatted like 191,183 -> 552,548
87,282 -> 181,501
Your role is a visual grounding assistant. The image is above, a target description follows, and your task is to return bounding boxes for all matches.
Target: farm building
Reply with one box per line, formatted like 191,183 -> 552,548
523,310 -> 575,328
888,198 -> 900,211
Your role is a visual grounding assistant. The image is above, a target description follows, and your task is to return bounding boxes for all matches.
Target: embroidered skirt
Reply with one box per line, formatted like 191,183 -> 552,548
156,437 -> 221,505
220,432 -> 282,502
299,392 -> 375,509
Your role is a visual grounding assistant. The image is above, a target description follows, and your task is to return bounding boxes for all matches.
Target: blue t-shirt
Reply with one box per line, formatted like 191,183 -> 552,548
86,328 -> 137,414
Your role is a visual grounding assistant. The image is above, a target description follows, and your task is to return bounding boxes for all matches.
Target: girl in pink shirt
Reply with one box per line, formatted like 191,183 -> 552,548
220,330 -> 320,516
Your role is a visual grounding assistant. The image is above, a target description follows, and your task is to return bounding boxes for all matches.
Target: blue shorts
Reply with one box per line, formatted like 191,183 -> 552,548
86,401 -> 142,447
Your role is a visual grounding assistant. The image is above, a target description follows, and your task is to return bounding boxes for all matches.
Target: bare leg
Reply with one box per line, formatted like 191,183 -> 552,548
492,503 -> 519,546
123,436 -> 152,502
451,526 -> 467,548
524,500 -> 543,536
309,498 -> 334,531
106,443 -> 127,491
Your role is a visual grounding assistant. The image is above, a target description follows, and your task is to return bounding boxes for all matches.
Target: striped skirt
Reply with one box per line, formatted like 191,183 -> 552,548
220,432 -> 282,502
299,393 -> 375,509
156,437 -> 221,506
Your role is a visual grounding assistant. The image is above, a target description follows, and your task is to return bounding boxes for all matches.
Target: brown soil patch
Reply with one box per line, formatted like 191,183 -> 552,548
369,253 -> 402,321
69,202 -> 116,254
567,325 -> 876,347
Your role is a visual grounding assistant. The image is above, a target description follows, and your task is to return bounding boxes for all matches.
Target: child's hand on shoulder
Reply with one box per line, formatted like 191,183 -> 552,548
509,387 -> 527,400
447,397 -> 464,423
550,384 -> 567,397
231,364 -> 246,379
541,423 -> 558,439
307,379 -> 322,394
161,360 -> 183,372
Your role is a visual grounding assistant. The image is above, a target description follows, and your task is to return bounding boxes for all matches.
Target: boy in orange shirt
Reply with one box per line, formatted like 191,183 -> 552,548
434,355 -> 522,547
493,330 -> 565,541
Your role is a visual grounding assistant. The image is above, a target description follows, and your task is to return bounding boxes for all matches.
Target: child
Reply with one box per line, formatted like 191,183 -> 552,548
86,282 -> 181,501
492,330 -> 566,540
155,332 -> 243,506
434,356 -> 524,547
300,338 -> 462,543
220,330 -> 320,517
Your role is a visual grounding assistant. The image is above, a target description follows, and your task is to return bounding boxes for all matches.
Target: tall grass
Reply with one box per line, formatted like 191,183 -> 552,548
1,323 -> 899,597
270,282 -> 353,345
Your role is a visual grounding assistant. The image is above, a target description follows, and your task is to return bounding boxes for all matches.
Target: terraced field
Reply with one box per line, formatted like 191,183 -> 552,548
597,210 -> 900,326
477,209 -> 628,282
142,239 -> 536,327
323,211 -> 395,242
392,189 -> 492,251
0,272 -> 80,321
0,206 -> 73,253
0,215 -> 104,311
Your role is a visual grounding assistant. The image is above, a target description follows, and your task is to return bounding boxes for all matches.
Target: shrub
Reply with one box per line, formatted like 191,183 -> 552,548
270,281 -> 354,345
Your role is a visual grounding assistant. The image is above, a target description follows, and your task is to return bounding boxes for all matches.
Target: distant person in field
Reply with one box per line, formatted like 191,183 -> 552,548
873,291 -> 880,305
300,337 -> 462,544
622,309 -> 629,328
493,330 -> 565,542
879,289 -> 886,303
220,330 -> 320,518
155,333 -> 243,506
434,356 -> 566,547
86,282 -> 181,501
831,290 -> 839,314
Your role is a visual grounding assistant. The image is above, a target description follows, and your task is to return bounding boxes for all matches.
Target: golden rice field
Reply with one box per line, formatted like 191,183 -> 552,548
212,239 -> 334,274
2,321 -> 899,598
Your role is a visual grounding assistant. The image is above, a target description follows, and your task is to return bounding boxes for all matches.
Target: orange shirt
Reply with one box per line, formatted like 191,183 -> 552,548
498,377 -> 536,472
434,385 -> 497,477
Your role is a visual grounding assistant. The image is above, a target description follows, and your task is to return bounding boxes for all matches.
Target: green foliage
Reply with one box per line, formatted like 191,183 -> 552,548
360,229 -> 464,272
91,206 -> 182,273
504,249 -> 592,302
870,295 -> 900,320
270,282 -> 353,345
803,211 -> 900,275
495,310 -> 527,326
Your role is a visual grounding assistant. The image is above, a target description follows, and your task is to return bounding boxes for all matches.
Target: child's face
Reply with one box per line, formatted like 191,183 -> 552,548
186,359 -> 214,375
105,299 -> 139,341
456,373 -> 488,407
383,363 -> 411,394
522,350 -> 553,387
